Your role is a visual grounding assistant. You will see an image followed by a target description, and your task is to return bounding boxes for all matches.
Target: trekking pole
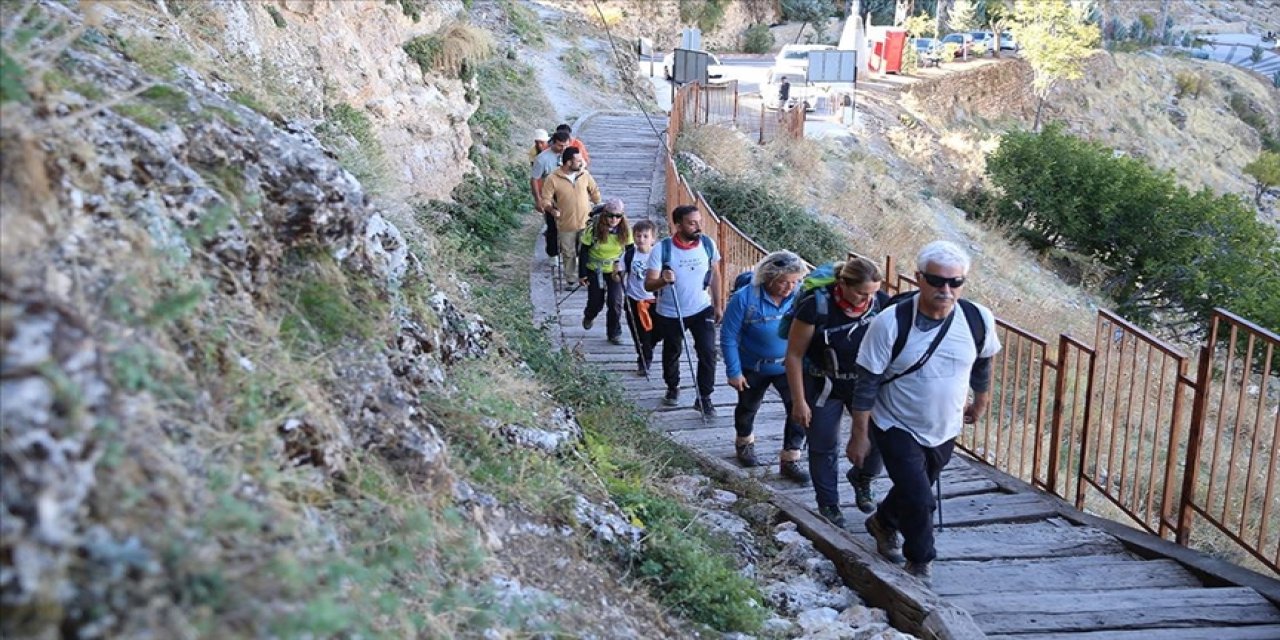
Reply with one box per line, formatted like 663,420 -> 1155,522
936,478 -> 944,533
666,270 -> 706,424
620,290 -> 651,382
557,283 -> 583,306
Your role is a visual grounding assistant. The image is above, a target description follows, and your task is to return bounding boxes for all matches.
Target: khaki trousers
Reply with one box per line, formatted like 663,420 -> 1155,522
558,230 -> 582,283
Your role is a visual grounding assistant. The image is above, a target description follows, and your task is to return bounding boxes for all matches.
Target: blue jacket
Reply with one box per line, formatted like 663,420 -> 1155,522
720,284 -> 798,378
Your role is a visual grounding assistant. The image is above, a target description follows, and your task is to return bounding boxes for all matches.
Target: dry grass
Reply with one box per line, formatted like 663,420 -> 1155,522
404,22 -> 495,79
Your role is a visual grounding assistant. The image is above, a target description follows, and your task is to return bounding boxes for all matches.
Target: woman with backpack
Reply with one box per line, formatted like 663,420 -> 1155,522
720,251 -> 811,483
578,199 -> 631,344
783,257 -> 891,528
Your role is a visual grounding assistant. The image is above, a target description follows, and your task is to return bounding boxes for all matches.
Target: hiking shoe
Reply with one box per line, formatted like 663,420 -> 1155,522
608,334 -> 623,345
847,468 -> 876,514
779,460 -> 810,485
662,387 -> 679,407
582,316 -> 594,330
693,396 -> 717,417
865,514 -> 904,563
735,442 -> 759,467
818,504 -> 846,528
904,561 -> 933,586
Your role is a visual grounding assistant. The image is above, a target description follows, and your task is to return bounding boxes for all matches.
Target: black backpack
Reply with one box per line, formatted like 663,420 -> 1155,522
884,290 -> 987,383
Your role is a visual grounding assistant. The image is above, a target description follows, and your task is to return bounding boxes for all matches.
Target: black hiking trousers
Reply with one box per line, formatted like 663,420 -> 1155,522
655,306 -> 716,399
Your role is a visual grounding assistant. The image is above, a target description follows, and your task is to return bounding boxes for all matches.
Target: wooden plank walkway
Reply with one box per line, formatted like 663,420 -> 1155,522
532,112 -> 1280,639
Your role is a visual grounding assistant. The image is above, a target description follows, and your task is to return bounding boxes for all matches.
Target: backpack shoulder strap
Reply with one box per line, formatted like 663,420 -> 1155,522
701,235 -> 716,261
890,296 -> 914,363
623,244 -> 636,273
957,299 -> 986,355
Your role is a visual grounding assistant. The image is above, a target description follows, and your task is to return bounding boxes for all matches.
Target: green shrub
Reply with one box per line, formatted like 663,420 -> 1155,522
499,0 -> 544,46
426,164 -> 529,258
985,124 -> 1280,333
695,175 -> 846,264
264,4 -> 286,28
741,24 -> 774,54
679,0 -> 730,34
1173,71 -> 1204,99
316,103 -> 387,189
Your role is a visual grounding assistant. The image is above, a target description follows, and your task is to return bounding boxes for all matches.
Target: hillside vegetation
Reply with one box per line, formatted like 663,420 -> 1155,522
0,1 -> 783,637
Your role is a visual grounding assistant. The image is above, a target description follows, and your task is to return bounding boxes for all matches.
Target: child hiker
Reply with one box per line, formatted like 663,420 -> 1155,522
622,220 -> 659,375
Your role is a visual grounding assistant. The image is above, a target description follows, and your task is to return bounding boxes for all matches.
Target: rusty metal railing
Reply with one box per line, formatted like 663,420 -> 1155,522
1080,311 -> 1197,539
1183,309 -> 1279,572
664,86 -> 1276,574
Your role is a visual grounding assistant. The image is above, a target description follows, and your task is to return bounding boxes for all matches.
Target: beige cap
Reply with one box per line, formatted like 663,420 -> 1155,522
533,128 -> 550,142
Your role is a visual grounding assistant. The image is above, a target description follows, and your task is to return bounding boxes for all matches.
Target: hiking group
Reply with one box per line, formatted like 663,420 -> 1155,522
529,125 -> 1002,584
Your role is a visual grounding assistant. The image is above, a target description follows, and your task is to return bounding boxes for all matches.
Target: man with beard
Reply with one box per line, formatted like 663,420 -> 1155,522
645,205 -> 722,415
845,240 -> 1001,585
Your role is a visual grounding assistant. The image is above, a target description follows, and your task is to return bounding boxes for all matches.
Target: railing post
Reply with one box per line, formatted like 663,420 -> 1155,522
716,207 -> 727,313
1074,333 -> 1099,511
884,254 -> 897,294
1178,317 -> 1217,546
732,81 -> 739,125
758,105 -> 765,144
1047,335 -> 1070,498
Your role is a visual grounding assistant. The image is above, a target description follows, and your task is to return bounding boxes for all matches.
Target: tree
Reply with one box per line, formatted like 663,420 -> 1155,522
903,12 -> 936,39
948,0 -> 978,33
782,0 -> 836,43
1012,0 -> 1101,130
985,0 -> 1013,57
1243,151 -> 1280,205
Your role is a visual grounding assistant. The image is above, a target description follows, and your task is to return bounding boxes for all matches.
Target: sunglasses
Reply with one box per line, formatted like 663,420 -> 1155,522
920,272 -> 966,289
605,213 -> 623,219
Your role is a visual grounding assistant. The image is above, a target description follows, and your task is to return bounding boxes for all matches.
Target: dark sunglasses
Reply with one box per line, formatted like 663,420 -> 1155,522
920,272 -> 966,289
605,213 -> 623,219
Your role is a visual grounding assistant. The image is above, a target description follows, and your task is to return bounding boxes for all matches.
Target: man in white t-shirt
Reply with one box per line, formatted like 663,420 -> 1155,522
644,205 -> 723,415
846,240 -> 1001,585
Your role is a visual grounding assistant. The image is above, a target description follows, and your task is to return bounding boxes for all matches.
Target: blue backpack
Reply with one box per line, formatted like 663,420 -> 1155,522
659,236 -> 717,289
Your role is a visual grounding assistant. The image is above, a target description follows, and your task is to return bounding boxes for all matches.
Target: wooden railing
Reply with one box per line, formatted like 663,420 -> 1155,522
664,88 -> 1279,574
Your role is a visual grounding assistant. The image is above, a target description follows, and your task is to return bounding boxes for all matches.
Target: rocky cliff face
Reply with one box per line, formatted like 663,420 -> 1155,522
544,0 -> 779,51
0,1 -> 492,635
114,0 -> 476,201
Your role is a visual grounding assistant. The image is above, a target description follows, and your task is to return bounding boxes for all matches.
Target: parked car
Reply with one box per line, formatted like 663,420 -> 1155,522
941,32 -> 974,57
913,37 -> 943,65
662,50 -> 726,83
969,31 -> 995,51
773,44 -> 836,74
998,31 -> 1019,51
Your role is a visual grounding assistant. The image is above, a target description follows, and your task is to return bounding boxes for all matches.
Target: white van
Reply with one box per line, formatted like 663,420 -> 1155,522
763,67 -> 825,111
773,44 -> 836,73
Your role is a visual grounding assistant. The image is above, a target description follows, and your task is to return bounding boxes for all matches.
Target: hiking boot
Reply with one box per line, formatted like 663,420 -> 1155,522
662,387 -> 679,407
693,396 -> 717,417
847,467 -> 876,514
582,316 -> 594,330
818,504 -> 846,528
608,334 -> 623,345
779,460 -> 810,485
904,561 -> 933,586
735,442 -> 759,467
865,514 -> 904,563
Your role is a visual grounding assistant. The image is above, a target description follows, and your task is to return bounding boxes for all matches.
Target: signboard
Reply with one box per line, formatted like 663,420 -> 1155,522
672,48 -> 710,85
807,50 -> 858,83
680,28 -> 702,51
636,37 -> 653,56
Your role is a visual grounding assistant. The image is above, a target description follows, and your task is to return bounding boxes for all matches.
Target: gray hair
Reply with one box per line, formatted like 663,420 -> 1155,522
915,240 -> 970,274
603,198 -> 625,214
753,250 -> 808,286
